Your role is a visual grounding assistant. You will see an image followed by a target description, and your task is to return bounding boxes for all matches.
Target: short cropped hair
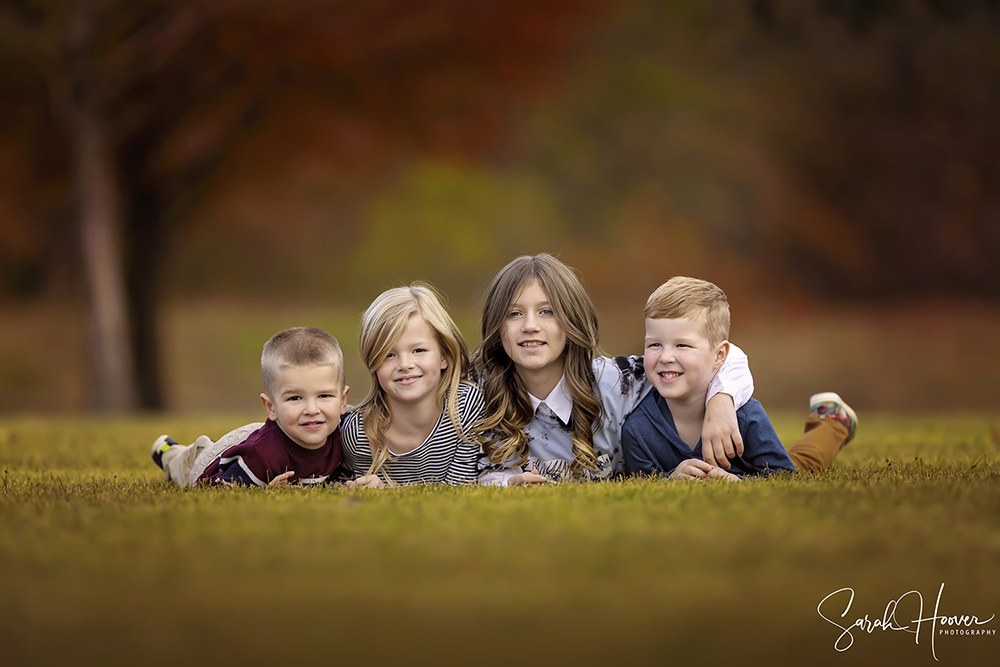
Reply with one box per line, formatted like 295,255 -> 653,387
645,277 -> 730,346
261,327 -> 344,397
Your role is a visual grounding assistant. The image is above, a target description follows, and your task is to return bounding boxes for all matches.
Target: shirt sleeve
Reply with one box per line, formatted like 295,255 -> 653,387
740,403 -> 796,476
478,463 -> 521,487
622,419 -> 668,477
603,356 -> 653,420
444,385 -> 487,486
214,456 -> 268,487
707,343 -> 754,410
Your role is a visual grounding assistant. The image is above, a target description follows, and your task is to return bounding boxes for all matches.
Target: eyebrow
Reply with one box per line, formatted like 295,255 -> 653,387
281,386 -> 339,397
392,338 -> 433,349
510,299 -> 552,309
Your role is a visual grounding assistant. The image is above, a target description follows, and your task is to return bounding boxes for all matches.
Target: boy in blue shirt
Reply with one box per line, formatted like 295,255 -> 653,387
623,277 -> 857,480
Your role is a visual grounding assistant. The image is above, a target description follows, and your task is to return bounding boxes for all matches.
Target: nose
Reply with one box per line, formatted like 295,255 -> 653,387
521,312 -> 540,333
303,397 -> 320,414
397,352 -> 414,369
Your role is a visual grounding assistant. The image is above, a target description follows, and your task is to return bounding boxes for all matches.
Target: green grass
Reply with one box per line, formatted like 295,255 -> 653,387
1,414 -> 999,666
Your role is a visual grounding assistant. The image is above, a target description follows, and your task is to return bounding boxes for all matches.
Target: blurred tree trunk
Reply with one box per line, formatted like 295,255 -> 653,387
74,98 -> 136,411
68,3 -> 136,411
4,0 -> 611,411
124,187 -> 166,410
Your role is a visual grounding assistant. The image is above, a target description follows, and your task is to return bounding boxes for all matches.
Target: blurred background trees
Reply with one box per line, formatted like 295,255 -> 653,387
0,0 -> 608,410
1,0 -> 998,412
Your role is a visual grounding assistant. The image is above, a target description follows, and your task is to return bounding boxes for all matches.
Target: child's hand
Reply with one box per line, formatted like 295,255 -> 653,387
669,459 -> 714,480
267,471 -> 296,488
508,469 -> 547,486
702,393 -> 743,469
706,467 -> 742,483
346,474 -> 384,489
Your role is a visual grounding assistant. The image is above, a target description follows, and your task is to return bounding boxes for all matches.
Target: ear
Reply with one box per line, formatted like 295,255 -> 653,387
441,357 -> 448,370
340,386 -> 350,414
261,393 -> 278,421
713,340 -> 730,371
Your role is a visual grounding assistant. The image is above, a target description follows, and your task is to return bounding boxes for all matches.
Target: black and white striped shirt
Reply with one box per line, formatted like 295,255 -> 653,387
341,382 -> 485,485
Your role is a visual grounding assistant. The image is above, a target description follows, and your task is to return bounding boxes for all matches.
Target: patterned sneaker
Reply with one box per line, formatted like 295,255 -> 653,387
809,392 -> 858,444
150,434 -> 179,470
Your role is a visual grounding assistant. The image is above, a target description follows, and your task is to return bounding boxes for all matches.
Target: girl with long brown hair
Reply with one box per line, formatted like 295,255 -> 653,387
472,254 -> 754,485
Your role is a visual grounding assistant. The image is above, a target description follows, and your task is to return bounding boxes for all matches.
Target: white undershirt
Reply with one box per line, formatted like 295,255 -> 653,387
527,375 -> 573,425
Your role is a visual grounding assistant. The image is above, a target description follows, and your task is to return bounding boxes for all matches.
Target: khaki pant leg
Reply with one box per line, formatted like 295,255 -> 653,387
787,414 -> 850,475
187,422 -> 264,486
161,437 -> 212,487
159,422 -> 265,487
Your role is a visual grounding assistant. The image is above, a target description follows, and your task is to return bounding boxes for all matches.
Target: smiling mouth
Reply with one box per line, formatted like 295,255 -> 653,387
519,341 -> 545,348
658,371 -> 682,380
395,375 -> 421,384
300,421 -> 326,428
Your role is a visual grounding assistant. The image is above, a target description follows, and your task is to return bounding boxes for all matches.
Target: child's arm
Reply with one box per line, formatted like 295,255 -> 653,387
702,343 -> 753,469
478,461 -> 546,486
673,459 -> 739,482
445,441 -> 482,486
478,462 -> 518,487
345,474 -> 384,489
705,466 -> 741,482
702,394 -> 742,469
444,385 -> 489,486
739,403 -> 795,476
213,457 -> 272,487
622,419 -> 663,477
267,471 -> 295,488
708,343 -> 754,409
624,421 -> 740,482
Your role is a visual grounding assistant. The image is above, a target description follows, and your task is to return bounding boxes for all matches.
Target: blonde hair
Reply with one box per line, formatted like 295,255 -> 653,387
261,327 -> 344,398
358,284 -> 473,483
645,276 -> 730,345
472,254 -> 603,477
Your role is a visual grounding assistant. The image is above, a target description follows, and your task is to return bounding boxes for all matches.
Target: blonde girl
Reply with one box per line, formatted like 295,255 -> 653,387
341,284 -> 486,488
473,254 -> 753,486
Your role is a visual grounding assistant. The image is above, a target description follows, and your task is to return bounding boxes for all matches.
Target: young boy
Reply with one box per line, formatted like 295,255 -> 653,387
151,327 -> 350,487
622,277 -> 857,480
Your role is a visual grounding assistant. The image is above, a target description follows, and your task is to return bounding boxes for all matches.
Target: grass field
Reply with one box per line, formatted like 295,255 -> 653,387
1,413 -> 998,666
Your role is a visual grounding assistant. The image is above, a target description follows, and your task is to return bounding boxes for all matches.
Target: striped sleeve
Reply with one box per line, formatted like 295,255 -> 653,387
444,383 -> 486,485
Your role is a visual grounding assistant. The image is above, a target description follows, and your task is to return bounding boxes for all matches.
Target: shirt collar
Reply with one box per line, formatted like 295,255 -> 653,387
527,375 -> 573,425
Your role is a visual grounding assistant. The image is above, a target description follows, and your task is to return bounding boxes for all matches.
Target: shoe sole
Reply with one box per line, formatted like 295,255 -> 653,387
808,392 -> 858,443
150,434 -> 179,469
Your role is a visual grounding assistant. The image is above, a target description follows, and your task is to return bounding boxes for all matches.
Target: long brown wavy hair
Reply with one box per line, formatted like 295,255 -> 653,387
358,284 -> 472,483
471,254 -> 602,477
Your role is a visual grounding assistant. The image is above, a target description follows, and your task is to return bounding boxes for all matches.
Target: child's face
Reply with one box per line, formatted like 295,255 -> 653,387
643,314 -> 727,404
501,279 -> 567,383
261,363 -> 349,450
376,313 -> 448,409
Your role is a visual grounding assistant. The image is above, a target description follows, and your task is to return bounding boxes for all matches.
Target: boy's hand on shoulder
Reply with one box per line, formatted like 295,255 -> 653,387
267,471 -> 296,489
346,474 -> 384,489
706,467 -> 742,483
508,469 -> 547,486
702,393 -> 743,469
669,459 -> 714,481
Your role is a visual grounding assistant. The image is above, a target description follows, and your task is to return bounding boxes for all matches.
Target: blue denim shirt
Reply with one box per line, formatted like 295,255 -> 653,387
622,393 -> 795,478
